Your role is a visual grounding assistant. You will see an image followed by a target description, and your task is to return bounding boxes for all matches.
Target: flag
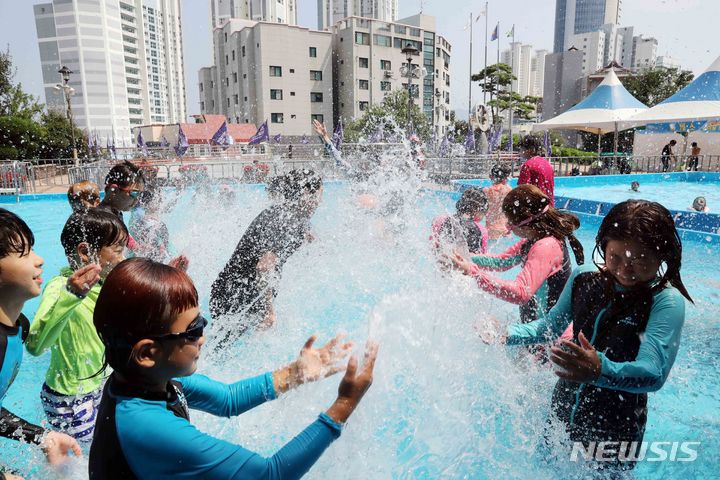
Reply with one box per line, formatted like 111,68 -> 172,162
211,121 -> 234,148
175,126 -> 189,157
465,128 -> 475,152
273,133 -> 282,143
490,23 -> 498,41
489,125 -> 502,151
160,135 -> 170,148
438,133 -> 450,157
475,7 -> 486,22
248,120 -> 269,145
137,130 -> 148,156
544,130 -> 552,157
300,134 -> 309,144
507,25 -> 515,38
332,120 -> 343,149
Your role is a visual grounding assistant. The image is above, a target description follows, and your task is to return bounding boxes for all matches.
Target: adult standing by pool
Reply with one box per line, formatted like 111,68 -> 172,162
209,169 -> 323,341
517,135 -> 555,207
687,142 -> 701,171
661,139 -> 677,172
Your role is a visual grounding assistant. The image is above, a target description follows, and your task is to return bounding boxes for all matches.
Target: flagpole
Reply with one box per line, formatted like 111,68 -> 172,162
509,25 -> 514,154
483,1 -> 488,105
468,12 -> 473,121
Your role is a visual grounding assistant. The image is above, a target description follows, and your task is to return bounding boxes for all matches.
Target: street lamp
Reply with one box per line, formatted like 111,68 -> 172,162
54,65 -> 78,162
400,43 -> 423,133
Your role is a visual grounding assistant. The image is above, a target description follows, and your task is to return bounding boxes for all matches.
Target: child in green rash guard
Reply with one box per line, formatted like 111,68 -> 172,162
0,209 -> 82,478
485,200 -> 691,472
27,209 -> 128,442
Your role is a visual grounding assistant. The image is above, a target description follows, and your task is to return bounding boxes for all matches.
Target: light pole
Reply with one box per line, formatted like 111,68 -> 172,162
55,66 -> 78,162
400,43 -> 421,133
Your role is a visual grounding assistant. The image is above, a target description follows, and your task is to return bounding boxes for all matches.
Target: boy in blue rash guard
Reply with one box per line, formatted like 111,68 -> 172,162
0,209 -> 82,479
483,200 -> 690,472
90,257 -> 378,480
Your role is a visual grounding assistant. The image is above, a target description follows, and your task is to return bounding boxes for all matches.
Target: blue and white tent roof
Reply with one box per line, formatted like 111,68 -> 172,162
534,69 -> 648,134
627,55 -> 720,125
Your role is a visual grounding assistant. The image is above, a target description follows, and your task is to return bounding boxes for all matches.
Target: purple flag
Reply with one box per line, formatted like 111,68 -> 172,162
465,128 -> 475,152
332,120 -> 343,149
160,135 -> 170,148
543,131 -> 552,157
438,133 -> 450,157
491,23 -> 499,41
273,133 -> 283,143
301,134 -> 309,144
368,125 -> 383,143
137,130 -> 148,156
175,126 -> 189,157
211,121 -> 234,148
248,120 -> 269,145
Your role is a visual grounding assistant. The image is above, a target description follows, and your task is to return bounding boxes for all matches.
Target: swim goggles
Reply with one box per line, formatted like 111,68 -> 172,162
149,314 -> 208,343
108,183 -> 142,199
507,205 -> 550,230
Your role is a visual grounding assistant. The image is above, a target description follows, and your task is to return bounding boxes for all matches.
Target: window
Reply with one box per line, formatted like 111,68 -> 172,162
200,101 -> 204,110
199,83 -> 203,92
310,70 -> 322,81
271,113 -> 284,123
225,55 -> 228,65
226,98 -> 230,107
233,72 -> 237,83
359,79 -> 369,90
233,94 -> 238,104
291,114 -> 296,119
224,32 -> 227,42
409,28 -> 421,37
210,80 -> 214,88
309,47 -> 317,57
289,68 -> 295,73
232,50 -> 235,60
270,89 -> 283,100
243,73 -> 247,79
311,114 -> 324,123
269,66 -> 282,76
359,101 -> 368,111
225,77 -> 229,86
395,25 -> 407,34
355,32 -> 369,45
380,81 -> 391,91
359,57 -> 368,68
242,46 -> 245,57
310,92 -> 323,102
380,59 -> 391,70
373,34 -> 391,47
290,91 -> 295,96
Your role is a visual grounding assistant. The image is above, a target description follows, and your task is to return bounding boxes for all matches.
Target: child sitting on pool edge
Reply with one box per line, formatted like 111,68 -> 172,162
0,209 -> 82,477
89,257 -> 378,479
27,209 -> 128,442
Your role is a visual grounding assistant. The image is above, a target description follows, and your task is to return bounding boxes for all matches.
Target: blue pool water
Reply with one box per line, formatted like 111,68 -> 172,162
1,183 -> 719,479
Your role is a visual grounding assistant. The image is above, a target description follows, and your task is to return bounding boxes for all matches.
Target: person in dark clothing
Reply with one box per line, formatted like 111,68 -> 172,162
660,139 -> 677,172
209,170 -> 323,340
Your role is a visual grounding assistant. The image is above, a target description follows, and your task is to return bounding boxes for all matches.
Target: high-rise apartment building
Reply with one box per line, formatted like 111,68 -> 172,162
501,43 -> 546,97
34,0 -> 187,143
553,0 -> 621,53
318,0 -> 399,31
211,0 -> 298,28
332,14 -> 451,136
199,19 -> 333,136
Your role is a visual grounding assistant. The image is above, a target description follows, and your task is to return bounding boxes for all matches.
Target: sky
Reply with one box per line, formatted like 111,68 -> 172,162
0,0 -> 718,121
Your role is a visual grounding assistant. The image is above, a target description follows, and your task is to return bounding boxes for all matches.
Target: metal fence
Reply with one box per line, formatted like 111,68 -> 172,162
0,161 -> 33,200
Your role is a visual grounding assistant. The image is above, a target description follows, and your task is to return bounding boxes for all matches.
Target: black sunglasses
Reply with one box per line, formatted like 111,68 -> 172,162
149,314 -> 207,343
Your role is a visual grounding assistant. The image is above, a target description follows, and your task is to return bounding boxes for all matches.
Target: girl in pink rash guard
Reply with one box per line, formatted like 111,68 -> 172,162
451,185 -> 584,327
517,135 -> 555,206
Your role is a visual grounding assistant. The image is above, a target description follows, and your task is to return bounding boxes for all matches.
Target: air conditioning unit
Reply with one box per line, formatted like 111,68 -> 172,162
383,70 -> 393,78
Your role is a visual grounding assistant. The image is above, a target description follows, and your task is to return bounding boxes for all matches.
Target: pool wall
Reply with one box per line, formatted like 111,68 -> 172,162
453,172 -> 720,244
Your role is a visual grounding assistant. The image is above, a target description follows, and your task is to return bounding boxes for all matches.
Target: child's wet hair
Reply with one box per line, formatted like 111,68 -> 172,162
94,257 -> 199,372
105,161 -> 145,189
68,180 -> 100,211
489,164 -> 511,183
283,169 -> 323,201
60,209 -> 128,259
595,200 -> 692,302
0,208 -> 34,258
456,187 -> 488,215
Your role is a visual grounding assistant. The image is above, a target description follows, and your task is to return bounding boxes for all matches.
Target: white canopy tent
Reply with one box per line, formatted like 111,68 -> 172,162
533,69 -> 648,154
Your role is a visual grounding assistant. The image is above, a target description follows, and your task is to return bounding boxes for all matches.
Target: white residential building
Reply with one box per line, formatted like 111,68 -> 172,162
199,19 -> 333,136
318,0 -> 399,31
632,35 -> 658,70
656,55 -> 680,69
568,30 -> 606,76
501,43 -> 546,97
211,0 -> 298,28
332,14 -> 451,136
34,0 -> 186,144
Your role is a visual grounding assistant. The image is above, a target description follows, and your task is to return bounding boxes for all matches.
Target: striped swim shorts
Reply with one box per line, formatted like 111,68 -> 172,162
40,383 -> 103,442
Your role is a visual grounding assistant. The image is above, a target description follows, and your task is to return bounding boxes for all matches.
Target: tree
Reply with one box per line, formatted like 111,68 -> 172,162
0,116 -> 46,160
471,63 -> 542,123
344,89 -> 432,142
623,67 -> 694,107
38,110 -> 89,159
0,48 -> 42,119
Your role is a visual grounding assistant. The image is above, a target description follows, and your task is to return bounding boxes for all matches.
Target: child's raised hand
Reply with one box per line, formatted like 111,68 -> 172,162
549,332 -> 601,383
41,430 -> 82,465
312,119 -> 328,139
296,334 -> 353,383
66,264 -> 101,297
326,341 -> 379,424
475,317 -> 507,345
450,251 -> 475,276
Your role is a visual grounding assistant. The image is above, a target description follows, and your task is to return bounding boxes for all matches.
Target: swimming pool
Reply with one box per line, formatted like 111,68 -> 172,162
1,182 -> 719,479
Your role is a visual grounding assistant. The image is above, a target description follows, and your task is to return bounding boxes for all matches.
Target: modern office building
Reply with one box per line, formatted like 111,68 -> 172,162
199,19 -> 334,136
553,0 -> 621,53
318,0 -> 399,31
33,0 -> 187,144
332,14 -> 452,136
210,0 -> 298,28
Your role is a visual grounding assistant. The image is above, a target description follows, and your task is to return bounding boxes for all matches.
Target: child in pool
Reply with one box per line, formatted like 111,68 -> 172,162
630,181 -> 640,192
0,209 -> 82,479
432,187 -> 489,257
690,196 -> 709,212
484,200 -> 691,472
27,209 -> 128,442
89,257 -> 378,480
451,185 -> 584,326
484,164 -> 513,240
67,181 -> 101,212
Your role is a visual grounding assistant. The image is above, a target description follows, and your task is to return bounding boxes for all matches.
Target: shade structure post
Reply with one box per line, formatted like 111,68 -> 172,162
613,121 -> 618,156
597,130 -> 602,155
